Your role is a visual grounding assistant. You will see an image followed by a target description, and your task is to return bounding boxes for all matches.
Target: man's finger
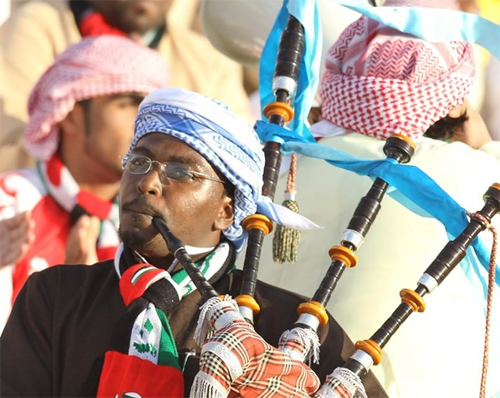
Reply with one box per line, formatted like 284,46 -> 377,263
65,215 -> 100,265
0,211 -> 34,266
3,211 -> 31,229
1,242 -> 30,266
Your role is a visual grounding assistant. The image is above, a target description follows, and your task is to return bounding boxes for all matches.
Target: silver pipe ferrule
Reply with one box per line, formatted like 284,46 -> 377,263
351,349 -> 374,372
341,229 -> 364,251
418,273 -> 439,293
272,76 -> 297,98
238,305 -> 254,322
295,313 -> 320,331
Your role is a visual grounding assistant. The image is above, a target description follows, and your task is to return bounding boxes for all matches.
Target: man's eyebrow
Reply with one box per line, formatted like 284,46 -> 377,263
132,146 -> 154,157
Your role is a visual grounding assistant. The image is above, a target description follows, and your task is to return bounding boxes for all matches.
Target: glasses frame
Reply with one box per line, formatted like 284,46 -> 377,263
121,154 -> 226,185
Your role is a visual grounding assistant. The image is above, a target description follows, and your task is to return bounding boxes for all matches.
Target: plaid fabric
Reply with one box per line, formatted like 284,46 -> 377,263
192,302 -> 320,398
24,35 -> 168,161
320,15 -> 475,141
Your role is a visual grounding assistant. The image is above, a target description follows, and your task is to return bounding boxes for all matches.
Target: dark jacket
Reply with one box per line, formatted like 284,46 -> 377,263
0,260 -> 387,397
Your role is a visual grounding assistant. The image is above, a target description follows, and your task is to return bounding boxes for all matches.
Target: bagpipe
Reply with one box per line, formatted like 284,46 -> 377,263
151,1 -> 500,397
153,182 -> 500,398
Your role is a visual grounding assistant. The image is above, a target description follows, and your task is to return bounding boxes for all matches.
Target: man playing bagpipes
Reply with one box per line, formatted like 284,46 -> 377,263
0,88 -> 388,398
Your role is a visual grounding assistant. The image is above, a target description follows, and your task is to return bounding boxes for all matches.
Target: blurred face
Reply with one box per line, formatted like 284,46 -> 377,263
81,93 -> 145,181
118,133 -> 234,263
89,0 -> 173,35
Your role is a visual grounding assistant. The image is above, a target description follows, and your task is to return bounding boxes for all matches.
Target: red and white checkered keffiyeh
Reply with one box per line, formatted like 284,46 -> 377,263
24,35 -> 169,161
320,14 -> 475,141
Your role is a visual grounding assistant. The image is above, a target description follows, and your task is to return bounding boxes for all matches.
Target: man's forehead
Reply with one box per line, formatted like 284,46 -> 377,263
133,132 -> 213,168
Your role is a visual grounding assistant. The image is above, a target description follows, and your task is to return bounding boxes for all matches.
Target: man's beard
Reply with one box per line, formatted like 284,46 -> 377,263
119,225 -> 151,251
119,225 -> 168,258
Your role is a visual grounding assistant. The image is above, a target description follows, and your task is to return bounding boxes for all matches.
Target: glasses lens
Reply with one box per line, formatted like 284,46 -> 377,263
124,154 -> 151,174
164,163 -> 194,182
123,155 -> 204,184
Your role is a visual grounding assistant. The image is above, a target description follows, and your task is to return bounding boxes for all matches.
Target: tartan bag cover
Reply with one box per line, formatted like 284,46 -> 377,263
191,299 -> 321,398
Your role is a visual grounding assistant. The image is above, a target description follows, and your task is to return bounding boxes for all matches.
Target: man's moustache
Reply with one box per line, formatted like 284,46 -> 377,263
121,198 -> 165,220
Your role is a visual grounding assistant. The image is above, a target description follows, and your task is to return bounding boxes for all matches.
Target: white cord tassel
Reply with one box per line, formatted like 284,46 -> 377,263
314,367 -> 367,398
194,295 -> 238,346
190,371 -> 229,398
279,327 -> 321,365
195,296 -> 223,346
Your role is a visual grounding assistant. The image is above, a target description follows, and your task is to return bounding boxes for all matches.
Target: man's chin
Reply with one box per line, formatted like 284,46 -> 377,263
119,227 -> 168,258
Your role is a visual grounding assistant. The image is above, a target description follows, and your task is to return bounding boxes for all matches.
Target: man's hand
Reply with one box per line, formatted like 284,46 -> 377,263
65,215 -> 100,265
0,211 -> 35,267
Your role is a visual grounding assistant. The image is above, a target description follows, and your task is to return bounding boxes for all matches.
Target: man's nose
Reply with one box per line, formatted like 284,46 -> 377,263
137,164 -> 163,196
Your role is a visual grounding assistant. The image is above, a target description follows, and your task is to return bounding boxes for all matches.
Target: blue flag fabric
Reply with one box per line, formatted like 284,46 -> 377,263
329,0 -> 500,61
258,0 -> 322,145
257,0 -> 499,304
282,141 -> 500,297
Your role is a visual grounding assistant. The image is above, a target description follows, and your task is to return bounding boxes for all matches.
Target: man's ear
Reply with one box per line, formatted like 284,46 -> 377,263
213,195 -> 234,232
58,104 -> 86,137
447,102 -> 468,118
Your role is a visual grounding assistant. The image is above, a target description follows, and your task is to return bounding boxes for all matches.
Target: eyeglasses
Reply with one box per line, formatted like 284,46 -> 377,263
122,154 -> 226,185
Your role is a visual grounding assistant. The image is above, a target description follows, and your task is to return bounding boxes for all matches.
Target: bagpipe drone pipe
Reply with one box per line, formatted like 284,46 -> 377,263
210,0 -> 418,369
234,12 -> 304,325
313,183 -> 500,398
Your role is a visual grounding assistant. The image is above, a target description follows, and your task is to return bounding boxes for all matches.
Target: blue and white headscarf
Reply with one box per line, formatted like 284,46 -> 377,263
128,88 -> 318,251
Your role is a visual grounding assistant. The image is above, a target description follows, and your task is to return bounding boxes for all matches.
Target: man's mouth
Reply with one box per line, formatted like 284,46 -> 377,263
121,200 -> 165,226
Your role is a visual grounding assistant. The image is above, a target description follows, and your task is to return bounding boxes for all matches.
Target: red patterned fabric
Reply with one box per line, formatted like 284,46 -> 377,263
119,264 -> 169,306
2,154 -> 120,304
79,12 -> 128,38
320,16 -> 475,140
97,351 -> 183,398
195,303 -> 320,398
24,35 -> 168,161
384,0 -> 459,8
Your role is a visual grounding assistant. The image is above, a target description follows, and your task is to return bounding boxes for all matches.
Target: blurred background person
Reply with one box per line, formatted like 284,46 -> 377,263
0,0 -> 252,173
0,35 -> 168,333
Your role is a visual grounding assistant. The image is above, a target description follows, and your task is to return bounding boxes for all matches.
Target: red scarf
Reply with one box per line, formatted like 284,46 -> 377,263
79,11 -> 128,38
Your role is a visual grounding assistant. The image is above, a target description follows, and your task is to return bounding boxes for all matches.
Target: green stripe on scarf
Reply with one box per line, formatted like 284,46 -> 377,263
156,308 -> 180,369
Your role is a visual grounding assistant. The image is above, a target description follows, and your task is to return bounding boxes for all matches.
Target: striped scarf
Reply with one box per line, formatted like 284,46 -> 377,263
10,154 -> 120,302
94,241 -> 235,398
37,154 -> 120,256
